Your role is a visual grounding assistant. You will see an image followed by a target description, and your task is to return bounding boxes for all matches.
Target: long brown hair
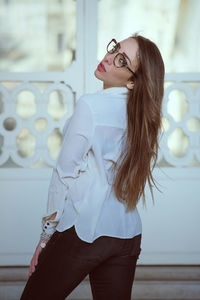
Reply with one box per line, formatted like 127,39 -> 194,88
112,33 -> 165,212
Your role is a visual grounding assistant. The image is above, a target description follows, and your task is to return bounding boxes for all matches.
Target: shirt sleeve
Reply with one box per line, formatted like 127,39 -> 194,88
41,96 -> 94,229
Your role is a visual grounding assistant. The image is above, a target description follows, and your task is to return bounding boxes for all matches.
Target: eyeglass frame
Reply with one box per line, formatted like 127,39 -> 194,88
106,38 -> 136,77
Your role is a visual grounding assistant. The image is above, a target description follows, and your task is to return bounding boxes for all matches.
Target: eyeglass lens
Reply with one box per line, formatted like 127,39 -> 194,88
107,40 -> 119,53
107,40 -> 127,68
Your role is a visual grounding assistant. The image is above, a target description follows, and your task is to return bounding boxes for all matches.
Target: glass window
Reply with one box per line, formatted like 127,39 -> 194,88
0,0 -> 76,71
98,0 -> 199,72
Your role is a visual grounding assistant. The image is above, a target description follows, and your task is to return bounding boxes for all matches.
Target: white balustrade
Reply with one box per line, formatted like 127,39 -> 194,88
0,73 -> 199,168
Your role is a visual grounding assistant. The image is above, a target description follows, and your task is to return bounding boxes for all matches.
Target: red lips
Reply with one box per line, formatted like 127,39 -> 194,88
97,62 -> 106,72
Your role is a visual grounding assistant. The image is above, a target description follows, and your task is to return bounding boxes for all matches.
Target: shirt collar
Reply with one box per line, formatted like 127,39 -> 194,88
96,86 -> 129,96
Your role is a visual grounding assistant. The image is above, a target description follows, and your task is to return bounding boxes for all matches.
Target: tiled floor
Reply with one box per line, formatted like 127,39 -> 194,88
0,265 -> 200,300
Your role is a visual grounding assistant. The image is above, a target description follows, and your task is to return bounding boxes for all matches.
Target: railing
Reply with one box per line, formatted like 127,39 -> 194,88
159,73 -> 200,167
0,72 -> 200,168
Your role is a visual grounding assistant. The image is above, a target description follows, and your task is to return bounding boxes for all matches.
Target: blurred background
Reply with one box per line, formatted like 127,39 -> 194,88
0,0 -> 199,299
0,0 -> 199,72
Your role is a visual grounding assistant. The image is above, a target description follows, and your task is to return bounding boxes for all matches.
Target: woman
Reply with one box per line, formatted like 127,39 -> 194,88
20,33 -> 165,300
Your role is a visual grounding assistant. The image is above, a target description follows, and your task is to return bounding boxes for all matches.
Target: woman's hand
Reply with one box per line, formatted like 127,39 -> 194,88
28,238 -> 48,277
29,214 -> 56,277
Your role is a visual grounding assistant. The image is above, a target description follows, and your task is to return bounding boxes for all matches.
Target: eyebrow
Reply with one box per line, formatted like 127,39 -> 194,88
118,42 -> 132,66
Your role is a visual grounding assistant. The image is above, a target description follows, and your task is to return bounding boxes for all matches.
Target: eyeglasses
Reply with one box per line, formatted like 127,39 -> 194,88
106,38 -> 136,77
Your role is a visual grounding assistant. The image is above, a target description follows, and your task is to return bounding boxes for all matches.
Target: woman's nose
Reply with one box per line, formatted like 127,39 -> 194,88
104,53 -> 114,65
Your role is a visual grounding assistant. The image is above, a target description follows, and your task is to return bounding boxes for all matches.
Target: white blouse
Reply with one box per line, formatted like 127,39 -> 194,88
41,86 -> 142,243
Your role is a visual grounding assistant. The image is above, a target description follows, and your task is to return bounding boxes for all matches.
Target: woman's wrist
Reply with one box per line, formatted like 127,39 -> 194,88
39,240 -> 48,248
40,231 -> 52,241
41,220 -> 57,238
40,218 -> 57,246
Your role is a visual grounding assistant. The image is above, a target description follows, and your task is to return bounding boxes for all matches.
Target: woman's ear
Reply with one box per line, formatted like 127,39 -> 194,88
126,81 -> 134,90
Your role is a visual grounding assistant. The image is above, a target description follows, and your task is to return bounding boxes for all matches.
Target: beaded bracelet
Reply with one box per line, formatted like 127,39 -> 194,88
40,220 -> 57,241
40,231 -> 52,241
